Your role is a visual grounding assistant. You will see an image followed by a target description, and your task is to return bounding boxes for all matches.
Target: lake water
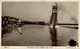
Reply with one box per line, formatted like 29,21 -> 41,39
2,25 -> 52,46
2,25 -> 78,46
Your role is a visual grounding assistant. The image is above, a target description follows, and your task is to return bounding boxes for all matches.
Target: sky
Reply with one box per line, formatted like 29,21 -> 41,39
2,2 -> 78,23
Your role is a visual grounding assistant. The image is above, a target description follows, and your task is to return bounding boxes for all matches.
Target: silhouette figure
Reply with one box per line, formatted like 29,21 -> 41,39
69,39 -> 77,46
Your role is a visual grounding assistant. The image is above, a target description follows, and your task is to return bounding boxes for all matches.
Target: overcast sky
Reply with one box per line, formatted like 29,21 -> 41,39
2,2 -> 78,23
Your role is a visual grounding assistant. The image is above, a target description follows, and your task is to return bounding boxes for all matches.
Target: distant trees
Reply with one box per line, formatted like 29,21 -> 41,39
2,16 -> 19,36
21,21 -> 45,25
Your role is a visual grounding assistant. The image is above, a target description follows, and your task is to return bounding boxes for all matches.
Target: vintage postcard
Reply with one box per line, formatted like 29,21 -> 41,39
0,0 -> 80,49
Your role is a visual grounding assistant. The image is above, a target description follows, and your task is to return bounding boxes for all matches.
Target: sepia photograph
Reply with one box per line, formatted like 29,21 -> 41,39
2,2 -> 78,46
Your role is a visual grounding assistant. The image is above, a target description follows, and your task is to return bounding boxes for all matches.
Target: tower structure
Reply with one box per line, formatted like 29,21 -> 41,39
49,3 -> 58,46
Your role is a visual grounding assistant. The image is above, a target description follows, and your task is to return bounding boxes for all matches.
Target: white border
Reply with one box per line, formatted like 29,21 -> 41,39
0,0 -> 80,49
